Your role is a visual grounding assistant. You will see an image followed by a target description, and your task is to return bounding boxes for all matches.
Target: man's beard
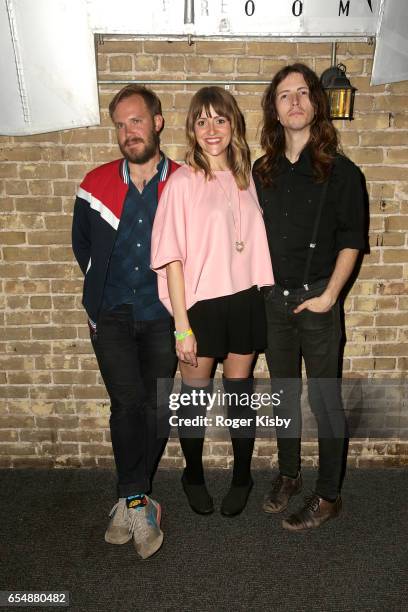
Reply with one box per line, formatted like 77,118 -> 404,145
119,129 -> 160,164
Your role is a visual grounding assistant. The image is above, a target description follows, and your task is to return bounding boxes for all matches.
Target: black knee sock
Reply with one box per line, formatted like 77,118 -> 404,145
178,381 -> 212,485
179,437 -> 205,484
223,377 -> 256,486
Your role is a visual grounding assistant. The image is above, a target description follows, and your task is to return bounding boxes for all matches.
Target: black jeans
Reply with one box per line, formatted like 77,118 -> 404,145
91,306 -> 177,497
264,285 -> 347,500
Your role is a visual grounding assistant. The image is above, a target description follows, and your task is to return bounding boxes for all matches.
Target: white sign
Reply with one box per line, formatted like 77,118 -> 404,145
87,0 -> 380,37
0,0 -> 99,136
372,0 -> 408,85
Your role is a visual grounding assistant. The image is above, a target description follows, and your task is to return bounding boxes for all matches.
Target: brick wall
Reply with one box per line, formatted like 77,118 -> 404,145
0,39 -> 407,468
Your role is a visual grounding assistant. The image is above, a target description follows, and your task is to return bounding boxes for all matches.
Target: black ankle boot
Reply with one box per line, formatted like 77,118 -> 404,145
221,479 -> 254,517
181,470 -> 214,515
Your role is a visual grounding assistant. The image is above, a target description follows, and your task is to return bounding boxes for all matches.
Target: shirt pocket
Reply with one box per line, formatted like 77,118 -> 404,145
290,184 -> 322,232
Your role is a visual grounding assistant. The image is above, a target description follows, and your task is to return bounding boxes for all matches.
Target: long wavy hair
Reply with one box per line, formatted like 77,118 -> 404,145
185,87 -> 251,190
255,63 -> 340,187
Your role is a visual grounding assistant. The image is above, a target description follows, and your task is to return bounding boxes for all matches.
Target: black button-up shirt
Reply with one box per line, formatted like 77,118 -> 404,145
102,157 -> 169,320
253,147 -> 366,289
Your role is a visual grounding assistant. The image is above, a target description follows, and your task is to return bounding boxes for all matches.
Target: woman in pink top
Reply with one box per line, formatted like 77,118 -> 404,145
152,86 -> 274,517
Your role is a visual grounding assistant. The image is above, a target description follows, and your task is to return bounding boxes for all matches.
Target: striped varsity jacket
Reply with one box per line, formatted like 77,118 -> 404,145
72,155 -> 180,324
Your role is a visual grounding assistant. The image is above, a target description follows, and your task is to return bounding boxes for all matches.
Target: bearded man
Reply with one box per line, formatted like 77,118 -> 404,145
72,85 -> 179,558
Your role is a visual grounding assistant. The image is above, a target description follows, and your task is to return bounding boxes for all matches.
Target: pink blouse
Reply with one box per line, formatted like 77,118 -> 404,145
151,164 -> 274,314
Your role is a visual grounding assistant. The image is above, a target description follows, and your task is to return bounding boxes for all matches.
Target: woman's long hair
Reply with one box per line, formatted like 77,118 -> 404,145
185,86 -> 251,190
256,63 -> 340,187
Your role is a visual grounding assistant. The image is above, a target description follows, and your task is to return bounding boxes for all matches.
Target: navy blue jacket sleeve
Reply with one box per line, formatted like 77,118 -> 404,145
72,196 -> 91,276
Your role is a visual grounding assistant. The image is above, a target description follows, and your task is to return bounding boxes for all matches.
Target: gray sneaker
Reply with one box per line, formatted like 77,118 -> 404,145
104,498 -> 132,545
128,496 -> 163,560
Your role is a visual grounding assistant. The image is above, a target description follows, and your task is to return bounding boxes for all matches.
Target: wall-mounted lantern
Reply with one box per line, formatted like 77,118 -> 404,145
320,62 -> 357,120
320,43 -> 356,120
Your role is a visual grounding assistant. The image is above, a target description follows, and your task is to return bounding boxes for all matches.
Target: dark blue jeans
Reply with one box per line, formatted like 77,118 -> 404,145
264,286 -> 347,500
91,306 -> 177,497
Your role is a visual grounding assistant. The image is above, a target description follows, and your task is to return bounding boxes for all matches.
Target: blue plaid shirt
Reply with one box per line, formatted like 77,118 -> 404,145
102,157 -> 170,320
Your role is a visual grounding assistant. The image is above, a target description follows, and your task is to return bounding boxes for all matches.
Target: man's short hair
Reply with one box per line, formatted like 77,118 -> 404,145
109,85 -> 162,120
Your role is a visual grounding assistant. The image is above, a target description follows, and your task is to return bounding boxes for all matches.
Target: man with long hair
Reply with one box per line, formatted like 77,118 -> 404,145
72,85 -> 179,557
253,64 -> 366,530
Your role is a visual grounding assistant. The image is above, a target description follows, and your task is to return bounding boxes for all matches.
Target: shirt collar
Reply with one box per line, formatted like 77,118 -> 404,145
280,144 -> 314,177
120,153 -> 167,185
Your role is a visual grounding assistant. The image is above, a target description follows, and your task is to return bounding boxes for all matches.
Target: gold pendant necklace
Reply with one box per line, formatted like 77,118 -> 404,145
215,173 -> 245,253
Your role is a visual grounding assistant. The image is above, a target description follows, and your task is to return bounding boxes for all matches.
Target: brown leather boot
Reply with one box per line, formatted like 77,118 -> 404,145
262,473 -> 302,514
282,494 -> 342,531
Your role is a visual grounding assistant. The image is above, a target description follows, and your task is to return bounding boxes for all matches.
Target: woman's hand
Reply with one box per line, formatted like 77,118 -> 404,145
176,332 -> 198,367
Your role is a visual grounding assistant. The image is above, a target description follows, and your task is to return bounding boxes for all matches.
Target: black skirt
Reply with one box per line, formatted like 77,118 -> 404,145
187,286 -> 266,358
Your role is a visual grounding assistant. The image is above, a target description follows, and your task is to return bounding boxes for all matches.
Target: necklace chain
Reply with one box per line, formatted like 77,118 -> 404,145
215,174 -> 245,253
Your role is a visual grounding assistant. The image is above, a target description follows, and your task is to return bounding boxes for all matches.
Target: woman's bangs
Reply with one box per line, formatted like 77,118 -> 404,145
194,92 -> 231,122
